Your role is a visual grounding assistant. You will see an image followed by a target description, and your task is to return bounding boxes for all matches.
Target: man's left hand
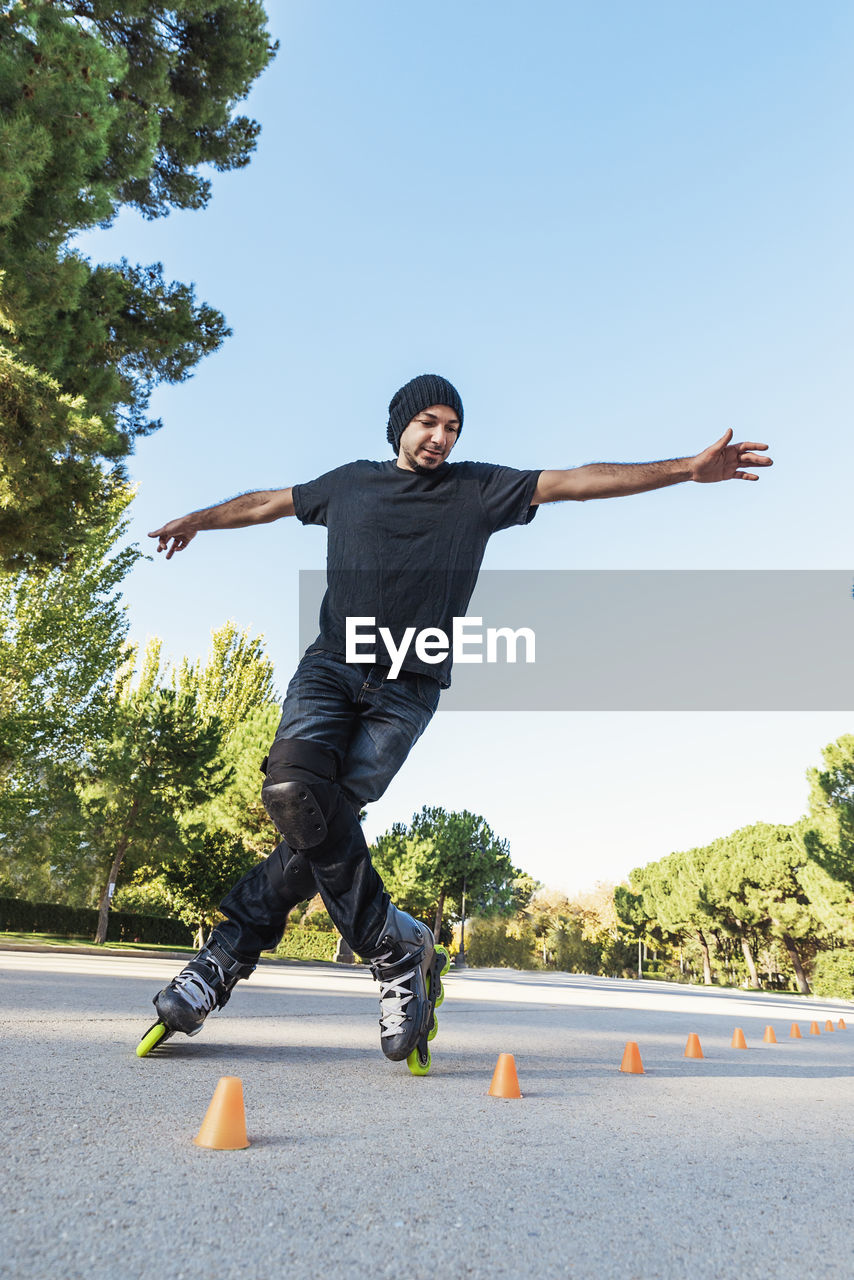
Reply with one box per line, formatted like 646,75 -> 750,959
691,429 -> 773,482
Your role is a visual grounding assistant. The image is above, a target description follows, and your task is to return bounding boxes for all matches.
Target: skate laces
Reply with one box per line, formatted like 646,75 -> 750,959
170,956 -> 227,1016
373,949 -> 419,1039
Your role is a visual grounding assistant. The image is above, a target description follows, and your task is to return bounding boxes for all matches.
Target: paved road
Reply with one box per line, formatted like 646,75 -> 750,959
2,951 -> 852,1280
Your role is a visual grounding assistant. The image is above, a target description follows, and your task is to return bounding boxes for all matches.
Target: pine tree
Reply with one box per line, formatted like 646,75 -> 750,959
0,0 -> 277,567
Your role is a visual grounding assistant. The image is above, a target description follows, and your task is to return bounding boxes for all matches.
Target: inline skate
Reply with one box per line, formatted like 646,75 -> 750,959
136,938 -> 255,1057
368,904 -> 450,1076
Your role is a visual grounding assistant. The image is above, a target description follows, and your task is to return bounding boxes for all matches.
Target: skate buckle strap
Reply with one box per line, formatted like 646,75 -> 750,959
368,942 -> 425,984
206,939 -> 255,979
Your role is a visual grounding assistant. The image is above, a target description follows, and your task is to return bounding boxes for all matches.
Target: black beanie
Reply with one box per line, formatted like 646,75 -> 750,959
386,374 -> 464,453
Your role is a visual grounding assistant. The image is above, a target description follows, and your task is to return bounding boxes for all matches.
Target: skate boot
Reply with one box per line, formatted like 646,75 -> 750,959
136,938 -> 255,1057
368,903 -> 450,1076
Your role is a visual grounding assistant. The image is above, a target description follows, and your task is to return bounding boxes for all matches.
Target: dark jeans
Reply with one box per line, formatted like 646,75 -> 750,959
213,649 -> 441,961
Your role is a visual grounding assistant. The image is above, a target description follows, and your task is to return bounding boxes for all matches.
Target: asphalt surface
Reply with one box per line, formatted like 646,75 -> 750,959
2,951 -> 852,1280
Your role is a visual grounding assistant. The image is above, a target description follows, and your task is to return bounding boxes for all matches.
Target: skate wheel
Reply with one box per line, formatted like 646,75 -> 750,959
136,1022 -> 168,1057
407,1044 -> 432,1076
436,946 -> 451,977
434,983 -> 445,1009
428,1015 -> 439,1042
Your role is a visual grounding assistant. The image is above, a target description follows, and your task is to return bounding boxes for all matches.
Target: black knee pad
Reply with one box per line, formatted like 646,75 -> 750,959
261,738 -> 340,849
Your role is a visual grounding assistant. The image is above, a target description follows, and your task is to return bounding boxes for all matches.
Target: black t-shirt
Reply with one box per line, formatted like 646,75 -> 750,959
292,458 -> 541,686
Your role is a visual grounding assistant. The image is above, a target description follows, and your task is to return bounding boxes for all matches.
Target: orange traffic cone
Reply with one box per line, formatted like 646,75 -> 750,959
790,1023 -> 802,1039
839,1019 -> 847,1030
824,1020 -> 835,1032
731,1027 -> 747,1049
194,1077 -> 250,1150
619,1042 -> 644,1074
763,1025 -> 777,1044
488,1053 -> 522,1098
684,1033 -> 704,1059
809,1021 -> 820,1035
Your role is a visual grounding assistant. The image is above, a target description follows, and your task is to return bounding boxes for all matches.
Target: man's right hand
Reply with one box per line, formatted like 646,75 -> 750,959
148,521 -> 197,560
149,488 -> 295,560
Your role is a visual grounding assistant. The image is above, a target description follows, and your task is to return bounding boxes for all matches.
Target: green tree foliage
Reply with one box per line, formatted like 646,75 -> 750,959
174,622 -> 279,850
191,701 -> 280,851
714,822 -> 818,993
372,807 -> 519,941
808,949 -> 854,1000
1,595 -> 279,919
83,620 -> 282,938
510,872 -> 542,914
174,620 -> 277,739
0,479 -> 139,896
160,828 -> 258,949
83,679 -> 230,943
0,346 -> 120,569
464,916 -> 535,969
618,734 -> 854,990
465,883 -> 636,975
797,735 -> 854,941
0,0 -> 276,567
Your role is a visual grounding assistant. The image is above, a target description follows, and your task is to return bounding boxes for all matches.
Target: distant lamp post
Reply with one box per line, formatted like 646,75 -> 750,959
456,874 -> 467,968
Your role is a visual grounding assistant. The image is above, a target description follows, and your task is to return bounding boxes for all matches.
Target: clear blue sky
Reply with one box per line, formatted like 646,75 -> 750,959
76,0 -> 854,891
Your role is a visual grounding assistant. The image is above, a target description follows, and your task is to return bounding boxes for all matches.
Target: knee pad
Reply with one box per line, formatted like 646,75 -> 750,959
261,738 -> 340,849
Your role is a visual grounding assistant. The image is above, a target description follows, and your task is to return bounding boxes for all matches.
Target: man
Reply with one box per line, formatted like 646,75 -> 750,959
141,373 -> 772,1070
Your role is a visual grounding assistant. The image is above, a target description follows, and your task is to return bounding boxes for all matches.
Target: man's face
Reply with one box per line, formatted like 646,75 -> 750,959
396,404 -> 461,473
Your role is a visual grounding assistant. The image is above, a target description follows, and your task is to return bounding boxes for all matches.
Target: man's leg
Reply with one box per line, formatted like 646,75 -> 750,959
142,652 -> 357,1044
212,841 -> 318,959
326,670 -> 447,1061
260,659 -> 441,958
143,654 -> 439,1049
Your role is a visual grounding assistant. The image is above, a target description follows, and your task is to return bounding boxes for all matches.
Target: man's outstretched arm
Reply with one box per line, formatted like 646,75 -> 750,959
149,488 -> 295,559
532,429 -> 773,504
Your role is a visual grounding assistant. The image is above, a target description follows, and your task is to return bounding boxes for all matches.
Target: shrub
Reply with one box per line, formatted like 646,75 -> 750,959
465,916 -> 536,969
274,926 -> 338,963
0,897 -> 192,946
809,950 -> 854,1000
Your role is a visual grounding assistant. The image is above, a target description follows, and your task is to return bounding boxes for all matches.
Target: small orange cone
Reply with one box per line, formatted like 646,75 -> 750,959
763,1025 -> 777,1044
790,1023 -> 802,1039
194,1077 -> 250,1150
824,1019 -> 835,1032
838,1019 -> 847,1030
684,1033 -> 704,1059
731,1027 -> 747,1049
488,1053 -> 522,1098
619,1041 -> 644,1074
809,1021 -> 820,1035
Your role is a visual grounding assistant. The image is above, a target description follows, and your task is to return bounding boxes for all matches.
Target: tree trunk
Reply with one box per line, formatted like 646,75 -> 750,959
780,930 -> 811,994
740,933 -> 761,988
696,929 -> 714,985
94,797 -> 140,944
433,887 -> 446,941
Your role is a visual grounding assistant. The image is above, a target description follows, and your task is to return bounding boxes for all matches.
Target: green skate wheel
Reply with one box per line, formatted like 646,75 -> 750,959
434,982 -> 445,1009
407,1044 -> 432,1076
136,1022 -> 167,1058
436,946 -> 450,977
428,1015 -> 439,1042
